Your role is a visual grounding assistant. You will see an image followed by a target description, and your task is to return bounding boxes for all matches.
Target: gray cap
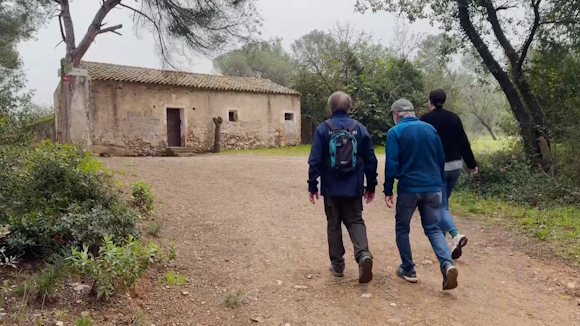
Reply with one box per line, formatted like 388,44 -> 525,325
390,99 -> 415,112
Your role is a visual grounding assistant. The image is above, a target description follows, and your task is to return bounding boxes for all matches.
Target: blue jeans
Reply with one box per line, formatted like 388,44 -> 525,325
438,169 -> 462,234
395,192 -> 453,272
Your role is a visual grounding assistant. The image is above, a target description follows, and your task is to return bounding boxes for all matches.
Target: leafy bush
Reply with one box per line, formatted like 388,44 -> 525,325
0,142 -> 139,257
66,236 -> 160,301
131,181 -> 154,215
456,148 -> 580,209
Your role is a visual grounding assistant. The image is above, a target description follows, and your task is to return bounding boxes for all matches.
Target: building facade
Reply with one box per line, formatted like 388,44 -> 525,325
54,62 -> 301,156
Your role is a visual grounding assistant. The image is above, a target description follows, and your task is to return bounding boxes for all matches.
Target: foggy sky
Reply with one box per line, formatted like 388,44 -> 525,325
18,0 -> 434,105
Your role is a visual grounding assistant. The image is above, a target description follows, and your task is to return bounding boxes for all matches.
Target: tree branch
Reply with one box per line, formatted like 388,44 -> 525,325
118,2 -> 176,69
59,0 -> 76,60
58,13 -> 65,43
482,0 -> 519,67
73,0 -> 122,65
98,24 -> 123,35
458,0 -> 532,130
518,0 -> 542,70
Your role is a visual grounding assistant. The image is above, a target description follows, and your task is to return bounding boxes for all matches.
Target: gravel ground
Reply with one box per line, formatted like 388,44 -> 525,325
102,154 -> 580,326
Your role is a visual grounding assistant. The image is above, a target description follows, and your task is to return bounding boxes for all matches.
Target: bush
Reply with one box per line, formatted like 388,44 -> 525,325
131,181 -> 154,215
66,236 -> 160,301
456,148 -> 580,209
0,142 -> 139,257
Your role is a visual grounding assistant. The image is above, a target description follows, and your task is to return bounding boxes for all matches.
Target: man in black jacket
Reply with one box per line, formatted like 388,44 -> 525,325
421,89 -> 478,260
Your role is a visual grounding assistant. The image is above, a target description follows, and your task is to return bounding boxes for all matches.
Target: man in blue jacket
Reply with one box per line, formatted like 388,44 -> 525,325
384,98 -> 458,290
308,91 -> 378,284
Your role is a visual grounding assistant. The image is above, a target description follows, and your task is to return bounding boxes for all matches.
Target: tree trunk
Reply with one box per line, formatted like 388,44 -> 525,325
482,120 -> 497,140
457,0 -> 543,162
213,117 -> 223,153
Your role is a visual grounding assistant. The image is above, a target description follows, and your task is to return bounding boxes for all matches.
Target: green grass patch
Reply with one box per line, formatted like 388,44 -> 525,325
161,271 -> 187,285
469,135 -> 512,154
450,191 -> 580,264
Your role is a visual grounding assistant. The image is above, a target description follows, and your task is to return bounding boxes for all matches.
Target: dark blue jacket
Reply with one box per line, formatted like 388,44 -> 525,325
384,117 -> 445,196
308,111 -> 378,198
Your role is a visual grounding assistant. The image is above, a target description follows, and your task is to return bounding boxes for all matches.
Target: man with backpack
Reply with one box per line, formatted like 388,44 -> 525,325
308,91 -> 378,284
384,98 -> 458,290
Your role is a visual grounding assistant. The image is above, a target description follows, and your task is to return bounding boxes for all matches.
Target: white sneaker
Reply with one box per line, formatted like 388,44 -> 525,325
451,234 -> 468,259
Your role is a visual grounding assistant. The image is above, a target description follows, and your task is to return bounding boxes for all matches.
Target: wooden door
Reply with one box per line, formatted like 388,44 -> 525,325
166,109 -> 181,147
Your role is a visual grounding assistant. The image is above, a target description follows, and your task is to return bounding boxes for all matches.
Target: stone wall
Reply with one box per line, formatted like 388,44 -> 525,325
83,81 -> 301,156
29,115 -> 56,143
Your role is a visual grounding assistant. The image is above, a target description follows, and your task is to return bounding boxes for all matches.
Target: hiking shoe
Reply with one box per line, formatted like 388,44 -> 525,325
329,265 -> 344,278
396,265 -> 418,283
451,234 -> 468,259
358,255 -> 373,284
442,264 -> 459,290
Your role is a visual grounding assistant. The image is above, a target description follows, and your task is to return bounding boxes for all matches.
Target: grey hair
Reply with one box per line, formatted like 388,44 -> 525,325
396,111 -> 416,119
327,91 -> 352,113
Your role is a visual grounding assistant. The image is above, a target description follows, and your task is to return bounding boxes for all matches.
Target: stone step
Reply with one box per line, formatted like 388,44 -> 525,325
167,147 -> 191,153
175,153 -> 194,157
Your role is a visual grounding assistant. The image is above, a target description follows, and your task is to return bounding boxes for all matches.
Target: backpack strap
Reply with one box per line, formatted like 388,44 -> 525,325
347,120 -> 358,132
324,119 -> 340,132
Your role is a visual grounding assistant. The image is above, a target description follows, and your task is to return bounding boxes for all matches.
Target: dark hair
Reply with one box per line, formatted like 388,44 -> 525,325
429,89 -> 447,109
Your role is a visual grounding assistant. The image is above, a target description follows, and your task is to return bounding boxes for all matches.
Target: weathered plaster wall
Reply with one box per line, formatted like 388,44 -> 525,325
87,81 -> 301,156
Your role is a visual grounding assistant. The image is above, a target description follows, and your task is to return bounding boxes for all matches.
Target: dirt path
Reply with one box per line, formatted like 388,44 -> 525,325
106,155 -> 580,326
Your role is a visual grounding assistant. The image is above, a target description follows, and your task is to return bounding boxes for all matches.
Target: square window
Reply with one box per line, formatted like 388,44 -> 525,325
228,110 -> 238,122
284,113 -> 294,121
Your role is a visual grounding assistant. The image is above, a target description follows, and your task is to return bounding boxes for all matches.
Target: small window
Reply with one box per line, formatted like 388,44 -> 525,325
228,110 -> 238,122
284,112 -> 294,121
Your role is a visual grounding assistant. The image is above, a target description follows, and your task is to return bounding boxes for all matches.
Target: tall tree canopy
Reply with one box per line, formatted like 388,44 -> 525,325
213,39 -> 293,86
356,0 -> 580,167
291,24 -> 424,143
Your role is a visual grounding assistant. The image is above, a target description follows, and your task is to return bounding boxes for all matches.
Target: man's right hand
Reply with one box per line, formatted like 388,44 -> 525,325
385,196 -> 394,208
470,166 -> 479,175
309,192 -> 319,204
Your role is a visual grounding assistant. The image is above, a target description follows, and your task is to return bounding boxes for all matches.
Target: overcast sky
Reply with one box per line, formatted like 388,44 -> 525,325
18,0 -> 435,105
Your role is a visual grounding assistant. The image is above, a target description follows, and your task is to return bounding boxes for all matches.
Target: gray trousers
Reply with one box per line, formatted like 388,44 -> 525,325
324,196 -> 371,272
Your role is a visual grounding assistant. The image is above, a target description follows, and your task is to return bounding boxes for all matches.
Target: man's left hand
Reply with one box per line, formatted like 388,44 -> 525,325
309,192 -> 319,204
385,196 -> 394,208
364,191 -> 375,204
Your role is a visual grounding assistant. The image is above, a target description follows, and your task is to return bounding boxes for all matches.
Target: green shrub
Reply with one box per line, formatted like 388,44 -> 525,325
131,181 -> 154,215
66,236 -> 160,301
0,142 -> 139,257
456,148 -> 580,209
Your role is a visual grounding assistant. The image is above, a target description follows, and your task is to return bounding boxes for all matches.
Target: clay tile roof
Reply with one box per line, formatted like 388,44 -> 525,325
79,61 -> 300,96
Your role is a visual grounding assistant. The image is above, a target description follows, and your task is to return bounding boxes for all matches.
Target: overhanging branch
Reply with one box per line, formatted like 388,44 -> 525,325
98,24 -> 123,35
482,0 -> 519,67
518,0 -> 542,70
118,2 -> 176,69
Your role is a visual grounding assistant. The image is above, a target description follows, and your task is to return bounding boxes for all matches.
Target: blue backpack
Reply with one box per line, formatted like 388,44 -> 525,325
325,119 -> 359,175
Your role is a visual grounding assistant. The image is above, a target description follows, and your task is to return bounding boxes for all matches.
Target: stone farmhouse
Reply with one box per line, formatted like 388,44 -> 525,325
54,62 -> 301,156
